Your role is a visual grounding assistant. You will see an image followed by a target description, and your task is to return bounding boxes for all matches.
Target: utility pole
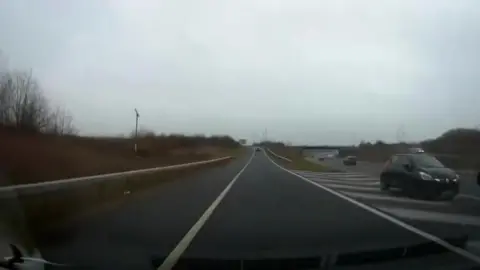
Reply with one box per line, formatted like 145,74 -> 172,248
134,108 -> 140,153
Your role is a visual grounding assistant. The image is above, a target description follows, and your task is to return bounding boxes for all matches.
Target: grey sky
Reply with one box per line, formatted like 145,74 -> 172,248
1,0 -> 479,145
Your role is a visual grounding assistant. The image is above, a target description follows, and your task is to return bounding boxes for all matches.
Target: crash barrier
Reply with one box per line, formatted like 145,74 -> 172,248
0,156 -> 233,234
0,156 -> 232,196
266,148 -> 292,162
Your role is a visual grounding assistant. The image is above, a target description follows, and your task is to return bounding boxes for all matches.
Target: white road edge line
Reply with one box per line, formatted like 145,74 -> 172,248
157,151 -> 255,270
263,151 -> 480,265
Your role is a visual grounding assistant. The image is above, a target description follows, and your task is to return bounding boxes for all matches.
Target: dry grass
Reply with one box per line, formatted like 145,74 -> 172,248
267,146 -> 335,172
0,127 -> 241,185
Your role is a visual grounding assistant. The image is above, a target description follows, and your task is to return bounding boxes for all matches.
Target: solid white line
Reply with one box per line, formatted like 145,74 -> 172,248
157,152 -> 255,270
264,152 -> 480,265
342,191 -> 450,206
378,207 -> 480,227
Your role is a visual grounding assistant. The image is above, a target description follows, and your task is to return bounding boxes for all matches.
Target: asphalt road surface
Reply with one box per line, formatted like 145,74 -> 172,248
305,158 -> 480,243
17,150 -> 480,269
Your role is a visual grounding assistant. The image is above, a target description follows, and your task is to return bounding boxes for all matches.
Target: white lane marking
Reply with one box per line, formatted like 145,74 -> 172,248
323,183 -> 380,192
379,207 -> 480,227
264,152 -> 480,265
342,191 -> 450,206
309,178 -> 380,186
458,194 -> 480,202
157,152 -> 255,270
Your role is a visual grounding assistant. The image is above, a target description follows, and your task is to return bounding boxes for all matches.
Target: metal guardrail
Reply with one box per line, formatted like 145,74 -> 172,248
266,148 -> 292,162
0,156 -> 232,197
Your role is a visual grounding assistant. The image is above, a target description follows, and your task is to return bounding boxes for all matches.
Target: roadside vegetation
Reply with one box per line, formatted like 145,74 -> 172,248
262,143 -> 337,172
261,127 -> 480,173
0,127 -> 242,185
337,128 -> 480,170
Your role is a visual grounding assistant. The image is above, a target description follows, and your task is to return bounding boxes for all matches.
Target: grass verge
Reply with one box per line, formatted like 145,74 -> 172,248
266,147 -> 338,172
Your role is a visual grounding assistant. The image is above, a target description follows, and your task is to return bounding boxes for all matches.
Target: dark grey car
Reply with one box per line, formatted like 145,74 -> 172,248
380,153 -> 459,200
343,156 -> 357,166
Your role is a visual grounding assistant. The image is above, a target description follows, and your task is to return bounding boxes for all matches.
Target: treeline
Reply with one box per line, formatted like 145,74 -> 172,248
138,133 -> 240,148
349,128 -> 480,168
254,140 -> 286,147
355,128 -> 480,155
422,128 -> 480,155
0,69 -> 75,134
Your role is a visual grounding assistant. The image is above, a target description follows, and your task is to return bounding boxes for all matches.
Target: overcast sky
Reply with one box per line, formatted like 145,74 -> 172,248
1,0 -> 479,145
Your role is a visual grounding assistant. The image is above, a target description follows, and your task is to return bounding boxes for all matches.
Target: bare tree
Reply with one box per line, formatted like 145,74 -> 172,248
3,70 -> 51,131
0,72 -> 13,124
0,67 -> 76,134
45,106 -> 76,135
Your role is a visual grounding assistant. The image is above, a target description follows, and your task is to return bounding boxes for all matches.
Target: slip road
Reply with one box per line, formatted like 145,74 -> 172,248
36,149 -> 478,269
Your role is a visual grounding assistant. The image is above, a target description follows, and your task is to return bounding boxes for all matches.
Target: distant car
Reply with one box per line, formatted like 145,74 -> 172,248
408,147 -> 425,154
255,147 -> 261,152
343,156 -> 357,166
380,153 -> 459,200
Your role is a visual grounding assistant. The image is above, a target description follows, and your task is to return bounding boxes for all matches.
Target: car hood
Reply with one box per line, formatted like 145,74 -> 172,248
420,167 -> 457,178
152,235 -> 472,270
